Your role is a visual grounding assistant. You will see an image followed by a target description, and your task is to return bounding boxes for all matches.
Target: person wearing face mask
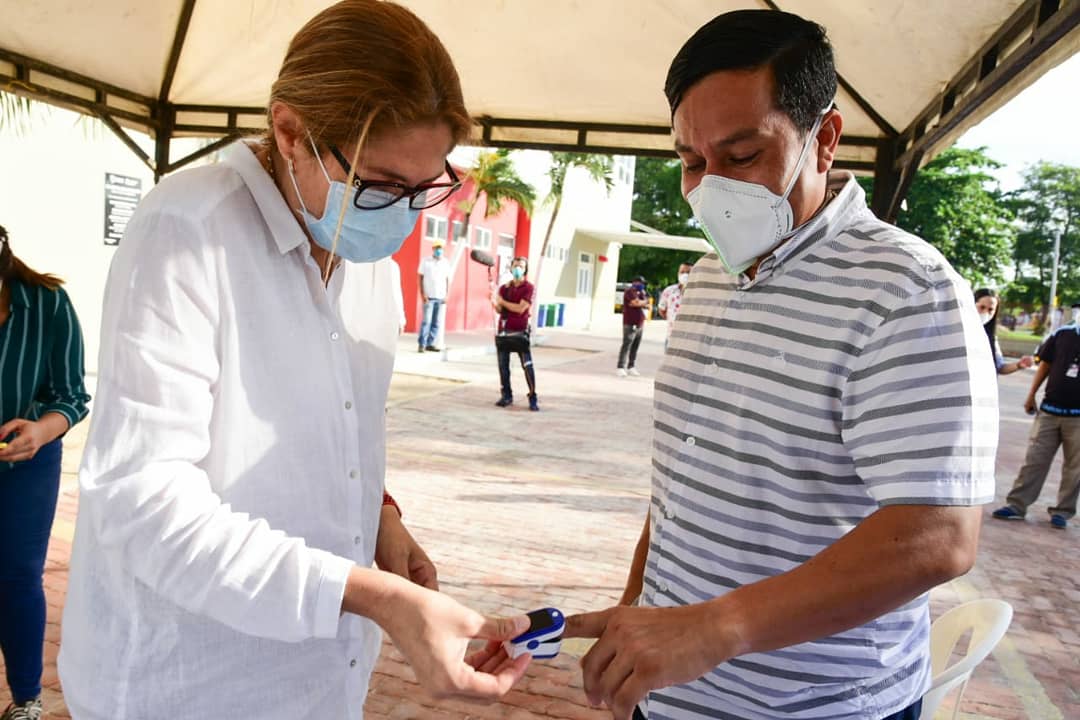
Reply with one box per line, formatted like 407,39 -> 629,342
974,287 -> 1033,374
417,239 -> 450,351
563,10 -> 998,720
57,3 -> 533,719
492,257 -> 538,411
656,262 -> 695,349
0,226 -> 90,720
992,300 -> 1080,530
617,276 -> 649,377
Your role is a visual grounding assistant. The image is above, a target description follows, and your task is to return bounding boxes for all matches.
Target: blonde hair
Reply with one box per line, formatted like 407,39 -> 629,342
268,0 -> 471,274
270,0 -> 470,146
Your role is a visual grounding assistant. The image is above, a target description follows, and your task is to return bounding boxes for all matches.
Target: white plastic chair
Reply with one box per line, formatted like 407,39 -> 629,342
920,598 -> 1013,720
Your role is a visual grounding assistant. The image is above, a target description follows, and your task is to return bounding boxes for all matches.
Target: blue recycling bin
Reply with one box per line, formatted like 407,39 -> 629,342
556,303 -> 566,327
536,304 -> 547,327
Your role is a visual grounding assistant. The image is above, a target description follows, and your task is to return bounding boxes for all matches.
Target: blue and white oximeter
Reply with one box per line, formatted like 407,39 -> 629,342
503,607 -> 564,660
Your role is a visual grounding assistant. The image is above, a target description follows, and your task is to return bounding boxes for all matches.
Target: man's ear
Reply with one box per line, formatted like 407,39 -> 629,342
816,109 -> 844,173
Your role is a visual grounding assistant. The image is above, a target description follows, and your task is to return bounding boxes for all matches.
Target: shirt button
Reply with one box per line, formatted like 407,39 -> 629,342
665,506 -> 676,520
658,582 -> 669,593
331,331 -> 340,341
354,536 -> 362,545
685,436 -> 696,446
345,401 -> 353,410
349,470 -> 358,479
349,658 -> 357,668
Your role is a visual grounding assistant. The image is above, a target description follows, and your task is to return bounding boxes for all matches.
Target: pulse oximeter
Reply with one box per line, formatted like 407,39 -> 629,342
503,607 -> 564,660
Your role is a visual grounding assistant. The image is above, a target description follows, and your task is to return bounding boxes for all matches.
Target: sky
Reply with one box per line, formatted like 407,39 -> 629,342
956,51 -> 1080,191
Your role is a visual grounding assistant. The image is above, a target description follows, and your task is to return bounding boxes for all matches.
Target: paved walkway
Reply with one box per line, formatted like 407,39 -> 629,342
3,323 -> 1078,719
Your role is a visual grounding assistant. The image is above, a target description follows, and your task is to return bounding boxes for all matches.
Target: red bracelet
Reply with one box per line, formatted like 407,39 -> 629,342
382,491 -> 402,518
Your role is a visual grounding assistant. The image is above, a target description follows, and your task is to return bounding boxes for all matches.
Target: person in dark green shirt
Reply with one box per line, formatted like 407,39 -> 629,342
0,225 -> 90,720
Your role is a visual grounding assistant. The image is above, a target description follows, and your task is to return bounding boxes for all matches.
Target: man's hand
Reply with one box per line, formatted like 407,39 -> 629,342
0,417 -> 64,463
375,506 -> 438,590
564,603 -> 732,720
1025,393 -> 1037,415
1018,355 -> 1034,369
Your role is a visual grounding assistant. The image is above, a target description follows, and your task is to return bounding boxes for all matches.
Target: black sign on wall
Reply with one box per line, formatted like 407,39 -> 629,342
104,173 -> 143,246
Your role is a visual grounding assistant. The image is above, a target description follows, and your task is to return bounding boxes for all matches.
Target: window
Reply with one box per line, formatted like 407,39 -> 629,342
559,248 -> 569,262
424,216 -> 448,241
451,221 -> 466,244
498,233 -> 516,250
579,252 -> 590,263
474,227 -> 493,249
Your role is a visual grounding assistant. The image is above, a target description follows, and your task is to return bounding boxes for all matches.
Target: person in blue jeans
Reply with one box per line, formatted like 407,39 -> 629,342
0,226 -> 90,720
417,239 -> 450,351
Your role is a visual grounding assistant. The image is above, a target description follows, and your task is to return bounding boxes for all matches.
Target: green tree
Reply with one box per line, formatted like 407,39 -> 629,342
533,152 -> 612,292
1006,162 -> 1080,317
457,149 -> 535,244
889,147 -> 1015,287
623,157 -> 705,291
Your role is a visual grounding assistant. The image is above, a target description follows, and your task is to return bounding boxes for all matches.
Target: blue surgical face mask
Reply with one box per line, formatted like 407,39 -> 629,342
433,247 -> 444,258
511,266 -> 525,280
287,139 -> 420,263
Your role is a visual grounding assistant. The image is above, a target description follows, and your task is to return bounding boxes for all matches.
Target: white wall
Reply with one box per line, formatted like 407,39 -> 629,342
1,104 -> 217,374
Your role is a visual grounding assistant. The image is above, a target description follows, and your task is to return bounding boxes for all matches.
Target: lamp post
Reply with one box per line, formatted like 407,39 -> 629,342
1047,228 -> 1062,332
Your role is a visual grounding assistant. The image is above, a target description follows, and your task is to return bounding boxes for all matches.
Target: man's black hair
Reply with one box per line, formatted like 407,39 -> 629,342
665,9 -> 837,132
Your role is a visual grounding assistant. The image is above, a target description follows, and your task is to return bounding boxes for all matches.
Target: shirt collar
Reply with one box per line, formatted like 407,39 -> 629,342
740,171 -> 863,287
222,141 -> 308,255
7,278 -> 32,308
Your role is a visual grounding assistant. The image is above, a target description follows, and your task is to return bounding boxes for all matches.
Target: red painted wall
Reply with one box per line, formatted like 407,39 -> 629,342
394,169 -> 531,334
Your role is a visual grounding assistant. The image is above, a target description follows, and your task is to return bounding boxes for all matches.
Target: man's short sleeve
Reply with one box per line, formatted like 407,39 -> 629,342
841,281 -> 999,507
1039,332 -> 1059,364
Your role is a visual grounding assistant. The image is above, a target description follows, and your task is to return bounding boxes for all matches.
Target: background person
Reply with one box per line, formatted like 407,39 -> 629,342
992,305 -> 1080,529
0,225 -> 90,720
493,257 -> 538,411
617,275 -> 648,377
975,287 -> 1032,374
656,263 -> 693,348
58,4 -> 530,719
418,238 -> 450,351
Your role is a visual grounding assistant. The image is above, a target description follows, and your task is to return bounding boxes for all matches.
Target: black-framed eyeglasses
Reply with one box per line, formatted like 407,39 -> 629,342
328,145 -> 461,211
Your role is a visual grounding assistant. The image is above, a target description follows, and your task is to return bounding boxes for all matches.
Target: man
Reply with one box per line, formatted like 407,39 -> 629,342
565,10 -> 997,720
492,257 -> 538,411
992,301 -> 1080,529
656,263 -> 693,346
617,276 -> 649,377
417,239 -> 449,352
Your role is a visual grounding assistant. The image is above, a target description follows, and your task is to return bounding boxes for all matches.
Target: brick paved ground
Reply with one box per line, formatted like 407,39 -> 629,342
2,324 -> 1077,719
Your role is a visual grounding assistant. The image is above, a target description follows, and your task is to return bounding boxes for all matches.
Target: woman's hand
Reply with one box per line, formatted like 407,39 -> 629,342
348,568 -> 531,701
0,415 -> 66,463
375,505 -> 439,590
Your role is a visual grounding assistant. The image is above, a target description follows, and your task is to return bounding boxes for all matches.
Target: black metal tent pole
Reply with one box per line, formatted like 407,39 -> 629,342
881,0 -> 1080,222
2,0 -> 1078,199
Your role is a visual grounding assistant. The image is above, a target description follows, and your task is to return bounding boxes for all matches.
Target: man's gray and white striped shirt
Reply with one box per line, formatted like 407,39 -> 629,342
643,174 -> 998,720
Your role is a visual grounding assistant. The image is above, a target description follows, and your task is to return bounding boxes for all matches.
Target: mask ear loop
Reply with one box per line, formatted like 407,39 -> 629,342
778,107 -> 830,205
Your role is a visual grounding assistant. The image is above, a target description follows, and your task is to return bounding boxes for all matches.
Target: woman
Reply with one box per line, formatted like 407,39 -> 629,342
0,225 -> 90,720
58,3 -> 529,718
975,287 -> 1033,374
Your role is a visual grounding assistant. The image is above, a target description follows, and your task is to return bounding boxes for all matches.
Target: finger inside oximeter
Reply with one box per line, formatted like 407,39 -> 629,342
503,607 -> 564,659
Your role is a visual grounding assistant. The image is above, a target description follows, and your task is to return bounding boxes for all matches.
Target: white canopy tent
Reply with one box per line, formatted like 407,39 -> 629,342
2,0 -> 1078,218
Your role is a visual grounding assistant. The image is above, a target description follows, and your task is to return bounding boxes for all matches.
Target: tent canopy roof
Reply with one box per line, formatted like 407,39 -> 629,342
3,0 -> 1079,214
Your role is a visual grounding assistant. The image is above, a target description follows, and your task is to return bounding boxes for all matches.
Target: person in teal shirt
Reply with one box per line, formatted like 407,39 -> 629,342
0,224 -> 90,720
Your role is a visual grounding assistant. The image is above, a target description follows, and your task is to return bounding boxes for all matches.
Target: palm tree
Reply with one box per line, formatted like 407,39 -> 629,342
532,152 -> 613,300
0,90 -> 47,135
456,148 -> 536,245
